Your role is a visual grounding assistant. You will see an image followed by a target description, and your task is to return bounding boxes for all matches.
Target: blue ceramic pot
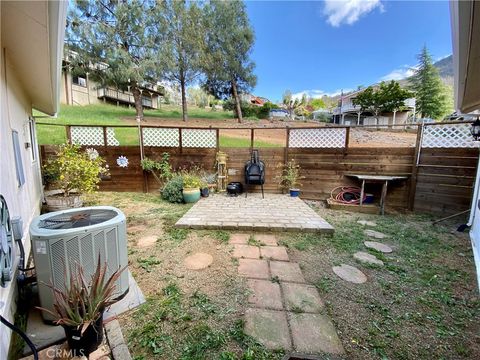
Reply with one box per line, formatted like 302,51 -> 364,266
289,189 -> 300,197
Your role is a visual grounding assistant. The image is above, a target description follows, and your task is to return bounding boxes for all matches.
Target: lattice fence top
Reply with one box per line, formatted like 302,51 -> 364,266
182,129 -> 216,148
289,128 -> 346,148
421,123 -> 476,148
71,126 -> 119,146
142,127 -> 179,147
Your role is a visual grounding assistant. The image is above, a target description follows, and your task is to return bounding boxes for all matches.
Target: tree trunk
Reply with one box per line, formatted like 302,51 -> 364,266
131,86 -> 144,121
180,73 -> 188,122
231,79 -> 243,123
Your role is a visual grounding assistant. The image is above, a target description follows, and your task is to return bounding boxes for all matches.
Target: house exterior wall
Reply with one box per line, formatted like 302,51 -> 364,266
0,48 -> 43,358
60,71 -> 100,106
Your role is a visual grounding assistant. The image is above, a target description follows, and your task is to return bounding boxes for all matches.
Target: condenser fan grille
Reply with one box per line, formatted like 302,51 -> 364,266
39,209 -> 118,230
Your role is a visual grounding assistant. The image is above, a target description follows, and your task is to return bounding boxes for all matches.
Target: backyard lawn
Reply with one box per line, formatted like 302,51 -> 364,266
85,192 -> 480,360
35,104 -> 275,147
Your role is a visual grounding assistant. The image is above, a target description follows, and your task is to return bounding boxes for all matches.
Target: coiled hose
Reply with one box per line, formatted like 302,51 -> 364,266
330,186 -> 366,204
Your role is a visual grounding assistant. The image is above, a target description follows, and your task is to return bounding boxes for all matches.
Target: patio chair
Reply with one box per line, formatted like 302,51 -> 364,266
244,149 -> 265,198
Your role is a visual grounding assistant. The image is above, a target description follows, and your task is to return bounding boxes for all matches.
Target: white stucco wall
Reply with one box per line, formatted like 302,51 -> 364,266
0,48 -> 43,358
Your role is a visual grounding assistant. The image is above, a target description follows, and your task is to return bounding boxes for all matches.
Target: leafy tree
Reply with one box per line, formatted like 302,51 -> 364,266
282,90 -> 302,119
66,0 -> 157,121
201,0 -> 257,123
353,81 -> 412,125
310,98 -> 326,110
188,87 -> 214,108
154,0 -> 204,122
408,46 -> 448,119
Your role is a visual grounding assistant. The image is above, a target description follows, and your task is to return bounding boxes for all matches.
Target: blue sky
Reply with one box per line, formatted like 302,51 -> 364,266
245,0 -> 453,102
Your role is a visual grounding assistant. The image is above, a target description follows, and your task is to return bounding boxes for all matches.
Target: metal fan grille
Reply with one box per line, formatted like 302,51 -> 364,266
39,209 -> 118,230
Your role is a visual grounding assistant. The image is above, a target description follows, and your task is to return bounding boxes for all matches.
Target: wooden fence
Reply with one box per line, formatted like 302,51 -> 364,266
39,122 -> 479,216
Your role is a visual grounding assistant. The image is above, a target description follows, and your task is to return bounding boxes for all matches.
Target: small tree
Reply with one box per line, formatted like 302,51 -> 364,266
201,0 -> 257,123
408,46 -> 448,119
353,81 -> 412,125
154,0 -> 204,122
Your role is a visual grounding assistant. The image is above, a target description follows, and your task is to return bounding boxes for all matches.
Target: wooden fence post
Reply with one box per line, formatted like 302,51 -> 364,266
408,124 -> 423,211
102,126 -> 108,147
179,128 -> 183,153
344,127 -> 350,149
250,128 -> 254,150
216,128 -> 220,152
66,125 -> 72,144
285,127 -> 290,165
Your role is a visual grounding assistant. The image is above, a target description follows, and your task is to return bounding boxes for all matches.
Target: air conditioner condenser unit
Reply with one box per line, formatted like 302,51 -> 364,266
30,206 -> 129,321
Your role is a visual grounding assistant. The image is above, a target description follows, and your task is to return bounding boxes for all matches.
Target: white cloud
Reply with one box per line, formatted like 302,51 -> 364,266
380,65 -> 416,81
291,89 -> 351,100
323,0 -> 384,27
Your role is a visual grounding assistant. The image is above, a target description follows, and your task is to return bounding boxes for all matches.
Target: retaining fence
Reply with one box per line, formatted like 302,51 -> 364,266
38,122 -> 479,216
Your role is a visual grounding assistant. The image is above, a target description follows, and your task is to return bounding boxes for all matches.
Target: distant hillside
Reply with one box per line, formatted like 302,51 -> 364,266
434,54 -> 453,79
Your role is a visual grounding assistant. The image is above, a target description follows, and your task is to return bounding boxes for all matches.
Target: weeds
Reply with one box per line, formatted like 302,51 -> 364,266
137,256 -> 161,272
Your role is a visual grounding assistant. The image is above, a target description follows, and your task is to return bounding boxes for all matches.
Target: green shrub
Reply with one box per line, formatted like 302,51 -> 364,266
161,176 -> 184,203
43,144 -> 109,196
141,153 -> 172,186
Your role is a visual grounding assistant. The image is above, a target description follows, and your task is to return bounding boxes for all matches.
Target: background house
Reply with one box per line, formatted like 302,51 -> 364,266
332,88 -> 416,126
0,1 -> 67,357
61,52 -> 165,109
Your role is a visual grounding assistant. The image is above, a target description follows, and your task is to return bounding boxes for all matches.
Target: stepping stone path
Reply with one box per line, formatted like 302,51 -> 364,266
364,229 -> 387,239
353,251 -> 384,266
183,253 -> 213,270
364,241 -> 393,253
230,233 -> 344,355
357,220 -> 377,227
137,235 -> 157,248
332,264 -> 367,284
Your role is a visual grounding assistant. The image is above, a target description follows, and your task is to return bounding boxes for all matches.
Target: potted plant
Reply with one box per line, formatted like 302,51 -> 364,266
182,173 -> 203,203
276,159 -> 304,197
38,258 -> 126,356
200,172 -> 216,197
43,144 -> 109,211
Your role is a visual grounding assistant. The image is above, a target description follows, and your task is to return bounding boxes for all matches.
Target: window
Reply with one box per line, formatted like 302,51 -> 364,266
28,118 -> 38,162
73,75 -> 87,87
12,131 -> 25,187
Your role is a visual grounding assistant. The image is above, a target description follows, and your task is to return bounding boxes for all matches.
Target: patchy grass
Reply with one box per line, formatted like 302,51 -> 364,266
282,209 -> 480,359
86,192 -> 282,359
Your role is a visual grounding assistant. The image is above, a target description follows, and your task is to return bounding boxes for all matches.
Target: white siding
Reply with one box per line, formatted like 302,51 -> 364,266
0,48 -> 43,358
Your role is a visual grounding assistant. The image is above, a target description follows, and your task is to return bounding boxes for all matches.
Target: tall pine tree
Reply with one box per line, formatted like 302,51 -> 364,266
408,46 -> 447,119
201,0 -> 256,123
66,0 -> 158,121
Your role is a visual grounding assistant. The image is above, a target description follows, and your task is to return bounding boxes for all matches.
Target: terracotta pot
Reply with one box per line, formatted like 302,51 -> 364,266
44,190 -> 83,212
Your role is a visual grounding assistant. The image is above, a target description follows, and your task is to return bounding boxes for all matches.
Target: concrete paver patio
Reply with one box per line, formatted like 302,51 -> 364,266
175,193 -> 334,233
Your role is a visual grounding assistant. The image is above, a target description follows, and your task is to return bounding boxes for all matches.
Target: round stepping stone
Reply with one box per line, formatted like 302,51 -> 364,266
332,264 -> 367,284
364,241 -> 393,253
364,229 -> 386,239
357,220 -> 377,227
137,235 -> 158,248
184,253 -> 213,270
353,251 -> 384,266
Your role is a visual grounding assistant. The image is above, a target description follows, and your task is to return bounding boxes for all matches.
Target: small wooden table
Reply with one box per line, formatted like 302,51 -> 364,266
345,174 -> 409,215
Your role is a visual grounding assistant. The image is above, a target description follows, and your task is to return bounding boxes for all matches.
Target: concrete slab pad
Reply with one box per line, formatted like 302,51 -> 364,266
244,308 -> 292,350
357,220 -> 377,227
289,313 -> 344,355
332,264 -> 367,284
254,234 -> 278,246
260,246 -> 289,261
364,241 -> 393,253
229,233 -> 250,244
247,279 -> 283,310
281,283 -> 324,313
270,261 -> 305,283
238,258 -> 270,279
233,244 -> 260,259
136,235 -> 157,248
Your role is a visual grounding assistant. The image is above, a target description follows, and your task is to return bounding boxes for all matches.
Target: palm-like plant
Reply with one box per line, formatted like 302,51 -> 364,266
38,257 -> 126,334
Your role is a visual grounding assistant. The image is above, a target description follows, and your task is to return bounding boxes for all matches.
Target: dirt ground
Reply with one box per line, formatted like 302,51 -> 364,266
123,116 -> 418,147
85,192 -> 479,359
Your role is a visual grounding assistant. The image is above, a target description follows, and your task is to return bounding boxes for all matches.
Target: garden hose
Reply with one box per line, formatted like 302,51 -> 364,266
330,186 -> 366,204
0,314 -> 38,360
